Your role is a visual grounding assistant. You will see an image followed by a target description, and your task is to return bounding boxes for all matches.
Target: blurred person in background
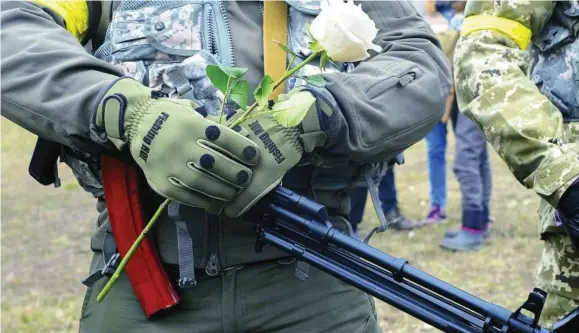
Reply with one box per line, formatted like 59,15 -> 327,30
419,1 -> 494,252
439,0 -> 494,251
421,0 -> 453,225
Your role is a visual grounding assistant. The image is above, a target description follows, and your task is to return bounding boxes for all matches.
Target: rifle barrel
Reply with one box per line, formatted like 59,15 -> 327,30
265,186 -> 550,333
261,229 -> 486,333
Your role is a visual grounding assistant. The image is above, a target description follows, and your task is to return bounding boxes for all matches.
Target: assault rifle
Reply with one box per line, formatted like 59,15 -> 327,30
257,186 -> 579,333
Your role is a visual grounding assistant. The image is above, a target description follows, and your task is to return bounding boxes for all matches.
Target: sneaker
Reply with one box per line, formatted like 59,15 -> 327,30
423,206 -> 447,225
444,227 -> 490,239
440,229 -> 485,251
387,206 -> 421,230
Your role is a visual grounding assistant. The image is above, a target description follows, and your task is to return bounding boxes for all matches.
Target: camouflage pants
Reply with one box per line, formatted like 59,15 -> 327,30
536,232 -> 579,328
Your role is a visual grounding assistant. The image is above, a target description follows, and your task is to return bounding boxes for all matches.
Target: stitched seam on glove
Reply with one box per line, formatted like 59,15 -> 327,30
282,126 -> 304,154
126,98 -> 154,142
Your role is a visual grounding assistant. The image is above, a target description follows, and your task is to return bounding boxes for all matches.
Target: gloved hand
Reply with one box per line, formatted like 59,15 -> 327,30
223,111 -> 304,217
555,183 -> 579,252
94,78 -> 260,214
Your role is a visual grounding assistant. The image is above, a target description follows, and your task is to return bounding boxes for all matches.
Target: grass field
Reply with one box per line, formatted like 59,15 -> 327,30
1,118 -> 543,333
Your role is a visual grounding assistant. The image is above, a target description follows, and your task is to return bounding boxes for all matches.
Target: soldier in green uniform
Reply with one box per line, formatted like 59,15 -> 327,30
454,0 -> 579,327
1,1 -> 451,332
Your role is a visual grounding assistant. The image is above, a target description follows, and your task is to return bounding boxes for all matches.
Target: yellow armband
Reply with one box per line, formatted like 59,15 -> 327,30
461,15 -> 532,50
29,0 -> 89,43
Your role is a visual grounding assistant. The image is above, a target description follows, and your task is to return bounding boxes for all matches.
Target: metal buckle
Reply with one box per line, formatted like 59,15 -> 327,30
81,253 -> 120,287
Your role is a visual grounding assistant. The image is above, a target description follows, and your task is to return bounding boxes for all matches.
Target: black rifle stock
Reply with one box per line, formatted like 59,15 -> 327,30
255,186 -> 579,333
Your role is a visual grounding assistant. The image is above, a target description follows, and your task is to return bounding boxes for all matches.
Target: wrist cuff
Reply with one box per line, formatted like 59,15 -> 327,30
93,77 -> 152,150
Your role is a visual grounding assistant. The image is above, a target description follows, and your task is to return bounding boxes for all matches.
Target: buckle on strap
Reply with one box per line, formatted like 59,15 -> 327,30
204,263 -> 245,278
168,201 -> 197,289
81,252 -> 121,287
361,156 -> 404,244
82,225 -> 120,287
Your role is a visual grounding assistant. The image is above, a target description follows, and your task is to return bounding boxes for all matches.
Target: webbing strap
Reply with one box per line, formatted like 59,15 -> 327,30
263,2 -> 309,279
166,67 -> 197,101
363,165 -> 391,244
81,229 -> 120,287
168,202 -> 197,288
263,0 -> 289,99
167,66 -> 219,104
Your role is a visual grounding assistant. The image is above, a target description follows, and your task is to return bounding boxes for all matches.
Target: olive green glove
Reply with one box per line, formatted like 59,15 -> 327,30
223,112 -> 304,217
94,78 -> 260,213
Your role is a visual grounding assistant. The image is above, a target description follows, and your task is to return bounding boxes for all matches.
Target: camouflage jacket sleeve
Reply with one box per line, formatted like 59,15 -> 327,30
317,0 -> 452,163
454,0 -> 579,207
1,1 -> 123,153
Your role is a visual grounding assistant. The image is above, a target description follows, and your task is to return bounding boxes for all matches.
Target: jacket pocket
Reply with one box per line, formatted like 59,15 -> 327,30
365,60 -> 423,99
110,1 -> 210,62
354,52 -> 444,158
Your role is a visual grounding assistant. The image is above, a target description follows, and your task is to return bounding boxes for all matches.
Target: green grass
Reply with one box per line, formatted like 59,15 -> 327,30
1,118 -> 543,332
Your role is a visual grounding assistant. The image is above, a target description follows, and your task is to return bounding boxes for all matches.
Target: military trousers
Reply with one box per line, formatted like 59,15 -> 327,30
536,232 -> 579,328
79,252 -> 382,333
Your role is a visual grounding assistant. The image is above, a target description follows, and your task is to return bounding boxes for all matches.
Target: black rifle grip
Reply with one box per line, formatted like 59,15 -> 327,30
28,137 -> 61,186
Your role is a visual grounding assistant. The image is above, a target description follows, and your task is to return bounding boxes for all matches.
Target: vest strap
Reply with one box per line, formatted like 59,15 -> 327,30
168,201 -> 197,288
263,0 -> 289,99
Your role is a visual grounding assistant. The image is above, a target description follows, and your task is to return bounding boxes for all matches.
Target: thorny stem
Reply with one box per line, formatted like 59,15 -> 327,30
229,51 -> 321,128
96,199 -> 170,303
288,54 -> 297,71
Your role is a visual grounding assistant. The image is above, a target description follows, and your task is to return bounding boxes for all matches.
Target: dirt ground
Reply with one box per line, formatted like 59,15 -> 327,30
1,118 -> 543,333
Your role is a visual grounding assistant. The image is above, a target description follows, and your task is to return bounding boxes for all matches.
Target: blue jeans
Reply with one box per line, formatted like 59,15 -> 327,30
349,167 -> 397,232
426,122 -> 448,209
453,111 -> 492,231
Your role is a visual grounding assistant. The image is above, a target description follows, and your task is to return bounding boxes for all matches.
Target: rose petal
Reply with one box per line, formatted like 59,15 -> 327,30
309,0 -> 380,62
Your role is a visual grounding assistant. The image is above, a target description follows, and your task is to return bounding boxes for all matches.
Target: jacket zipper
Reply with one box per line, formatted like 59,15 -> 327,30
218,0 -> 235,66
206,6 -> 220,57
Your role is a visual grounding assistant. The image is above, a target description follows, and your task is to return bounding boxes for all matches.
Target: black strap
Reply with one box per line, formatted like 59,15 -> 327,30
81,229 -> 120,287
82,1 -> 102,46
91,1 -> 119,50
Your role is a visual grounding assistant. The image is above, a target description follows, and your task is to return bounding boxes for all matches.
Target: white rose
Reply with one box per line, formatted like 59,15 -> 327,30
309,0 -> 381,62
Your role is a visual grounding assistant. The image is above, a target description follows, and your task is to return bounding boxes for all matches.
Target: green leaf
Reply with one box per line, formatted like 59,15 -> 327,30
308,40 -> 325,53
272,90 -> 316,127
253,75 -> 275,107
301,74 -> 326,88
272,40 -> 296,57
218,65 -> 248,79
206,64 -> 229,94
206,65 -> 248,95
230,79 -> 249,110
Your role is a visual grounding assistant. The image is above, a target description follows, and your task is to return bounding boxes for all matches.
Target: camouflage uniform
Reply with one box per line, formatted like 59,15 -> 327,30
454,0 -> 579,327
